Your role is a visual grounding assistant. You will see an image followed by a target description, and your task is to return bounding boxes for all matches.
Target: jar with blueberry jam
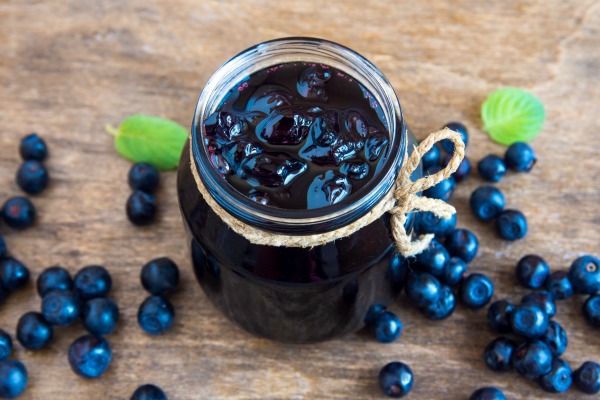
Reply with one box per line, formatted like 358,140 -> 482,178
177,38 -> 422,343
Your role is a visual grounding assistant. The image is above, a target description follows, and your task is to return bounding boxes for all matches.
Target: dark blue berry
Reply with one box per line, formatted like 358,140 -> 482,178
540,320 -> 568,357
364,304 -> 387,326
141,257 -> 180,295
484,337 -> 516,372
414,212 -> 456,239
421,144 -> 441,171
0,330 -> 12,361
138,295 -> 175,335
16,312 -> 53,350
516,255 -> 550,289
405,272 -> 441,308
415,240 -> 449,277
441,122 -> 468,153
495,209 -> 527,241
512,340 -> 553,380
539,358 -> 572,393
504,142 -> 536,172
545,270 -> 573,300
131,384 -> 167,400
16,160 -> 49,195
439,257 -> 467,286
0,236 -> 6,259
68,335 -> 112,379
423,166 -> 456,201
0,360 -> 28,398
511,303 -> 548,339
373,311 -> 403,343
420,284 -> 455,320
487,300 -> 515,334
469,387 -> 506,400
129,163 -> 160,194
36,266 -> 73,297
477,155 -> 506,182
378,361 -> 413,398
127,191 -> 157,226
521,291 -> 555,318
0,197 -> 35,230
74,265 -> 112,300
583,294 -> 600,327
569,255 -> 600,294
460,273 -> 494,309
19,133 -> 47,161
469,186 -> 505,221
82,298 -> 119,336
444,229 -> 478,263
442,154 -> 471,183
0,287 -> 6,305
42,290 -> 82,326
0,258 -> 30,292
574,361 -> 600,394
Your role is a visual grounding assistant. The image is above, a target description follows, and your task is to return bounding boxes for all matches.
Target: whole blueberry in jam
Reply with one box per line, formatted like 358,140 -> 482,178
469,186 -> 505,221
378,361 -> 413,398
504,142 -> 536,172
568,254 -> 600,294
515,255 -> 550,289
0,197 -> 36,230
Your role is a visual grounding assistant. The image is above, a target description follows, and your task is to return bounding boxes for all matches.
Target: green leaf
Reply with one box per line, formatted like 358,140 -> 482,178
106,115 -> 188,170
481,88 -> 545,145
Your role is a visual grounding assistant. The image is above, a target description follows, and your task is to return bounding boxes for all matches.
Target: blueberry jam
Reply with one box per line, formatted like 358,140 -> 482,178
202,63 -> 390,210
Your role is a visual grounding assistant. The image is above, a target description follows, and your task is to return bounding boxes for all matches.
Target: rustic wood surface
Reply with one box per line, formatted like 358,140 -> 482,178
1,1 -> 599,399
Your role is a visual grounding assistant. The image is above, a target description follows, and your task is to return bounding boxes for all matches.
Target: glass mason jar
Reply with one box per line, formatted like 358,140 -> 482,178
177,38 -> 422,343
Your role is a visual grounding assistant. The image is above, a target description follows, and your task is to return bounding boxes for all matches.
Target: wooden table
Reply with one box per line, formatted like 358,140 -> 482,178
1,1 -> 599,399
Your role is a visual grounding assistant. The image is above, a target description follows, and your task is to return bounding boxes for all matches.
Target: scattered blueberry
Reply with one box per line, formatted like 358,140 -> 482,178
131,384 -> 168,400
477,155 -> 506,182
415,240 -> 450,277
0,330 -> 12,361
420,284 -> 456,320
19,133 -> 47,161
495,209 -> 527,241
510,303 -> 548,339
127,191 -> 157,226
521,291 -> 556,318
487,300 -> 515,334
583,294 -> 600,327
539,359 -> 572,393
0,286 -> 6,305
405,272 -> 442,308
0,237 -> 6,260
414,212 -> 456,239
443,154 -> 471,183
469,186 -> 505,221
364,304 -> 387,326
445,229 -> 479,263
0,258 -> 30,292
68,335 -> 112,379
423,166 -> 456,201
16,312 -> 53,350
421,144 -> 441,171
74,265 -> 112,300
469,387 -> 506,400
138,295 -> 175,335
540,320 -> 568,357
545,270 -> 573,300
82,298 -> 119,336
569,255 -> 600,294
439,257 -> 467,286
129,163 -> 160,194
373,311 -> 403,343
378,361 -> 413,398
0,197 -> 36,230
504,142 -> 536,172
36,266 -> 73,297
42,290 -> 82,326
441,122 -> 468,153
460,273 -> 494,309
512,340 -> 553,380
0,360 -> 28,398
484,337 -> 516,373
141,257 -> 180,296
515,255 -> 550,289
16,160 -> 49,195
573,361 -> 600,395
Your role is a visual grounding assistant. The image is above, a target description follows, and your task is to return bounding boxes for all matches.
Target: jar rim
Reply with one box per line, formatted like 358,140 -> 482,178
191,37 -> 406,234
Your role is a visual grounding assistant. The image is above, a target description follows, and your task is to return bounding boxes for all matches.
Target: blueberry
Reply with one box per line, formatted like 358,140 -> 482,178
405,272 -> 442,307
131,384 -> 168,400
512,340 -> 553,380
469,387 -> 506,400
545,270 -> 573,300
0,237 -> 6,260
42,290 -> 82,326
484,337 -> 516,372
0,257 -> 30,292
16,312 -> 53,350
0,286 -> 6,306
138,295 -> 175,335
373,311 -> 403,343
0,197 -> 36,230
521,291 -> 555,318
415,240 -> 450,277
439,257 -> 467,286
574,361 -> 600,394
129,163 -> 160,194
127,191 -> 157,226
442,154 -> 471,183
487,300 -> 515,334
477,155 -> 506,182
0,330 -> 12,361
74,265 -> 112,300
68,335 -> 112,379
504,142 -> 536,172
539,358 -> 572,393
495,209 -> 527,241
364,304 -> 387,326
469,186 -> 505,221
421,144 -> 441,170
19,133 -> 47,161
423,166 -> 456,201
414,212 -> 456,239
420,284 -> 456,320
444,229 -> 479,263
441,122 -> 468,153
378,361 -> 413,398
0,360 -> 28,398
583,294 -> 600,327
515,255 -> 550,289
16,160 -> 49,195
36,266 -> 73,297
460,273 -> 494,309
569,255 -> 600,294
510,303 -> 548,339
82,298 -> 119,336
141,257 -> 180,296
540,320 -> 568,357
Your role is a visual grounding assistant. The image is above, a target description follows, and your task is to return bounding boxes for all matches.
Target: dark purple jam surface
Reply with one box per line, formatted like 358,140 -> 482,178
202,63 -> 390,210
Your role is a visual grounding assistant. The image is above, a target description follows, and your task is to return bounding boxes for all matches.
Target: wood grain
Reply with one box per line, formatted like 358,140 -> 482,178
1,0 -> 599,398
